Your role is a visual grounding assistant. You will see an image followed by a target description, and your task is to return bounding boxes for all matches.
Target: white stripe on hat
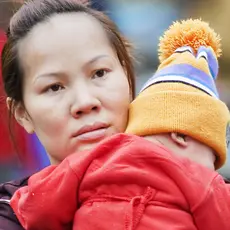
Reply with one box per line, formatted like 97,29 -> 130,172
175,46 -> 194,54
197,51 -> 208,60
140,75 -> 218,98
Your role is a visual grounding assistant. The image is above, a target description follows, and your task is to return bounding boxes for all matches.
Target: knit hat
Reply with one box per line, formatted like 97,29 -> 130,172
126,19 -> 230,169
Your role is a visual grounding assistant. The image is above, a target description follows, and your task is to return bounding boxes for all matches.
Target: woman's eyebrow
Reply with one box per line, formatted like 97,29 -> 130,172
85,54 -> 110,65
33,55 -> 111,83
33,71 -> 67,84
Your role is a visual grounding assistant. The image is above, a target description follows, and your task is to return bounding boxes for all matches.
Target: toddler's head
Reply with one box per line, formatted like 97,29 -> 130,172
126,19 -> 230,170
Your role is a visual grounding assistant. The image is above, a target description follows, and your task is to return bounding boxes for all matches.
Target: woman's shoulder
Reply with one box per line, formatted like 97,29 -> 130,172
0,176 -> 29,230
0,177 -> 29,200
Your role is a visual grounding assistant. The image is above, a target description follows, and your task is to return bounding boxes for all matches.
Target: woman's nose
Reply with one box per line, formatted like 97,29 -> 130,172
70,84 -> 101,118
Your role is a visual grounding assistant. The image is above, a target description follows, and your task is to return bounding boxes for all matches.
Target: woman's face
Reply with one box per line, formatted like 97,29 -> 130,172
16,13 -> 131,164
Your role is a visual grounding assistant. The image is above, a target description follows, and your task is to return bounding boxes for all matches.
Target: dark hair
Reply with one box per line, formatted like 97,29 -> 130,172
2,0 -> 135,116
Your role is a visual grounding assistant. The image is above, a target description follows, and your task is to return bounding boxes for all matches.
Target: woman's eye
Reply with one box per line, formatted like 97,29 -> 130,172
47,84 -> 64,92
93,69 -> 108,79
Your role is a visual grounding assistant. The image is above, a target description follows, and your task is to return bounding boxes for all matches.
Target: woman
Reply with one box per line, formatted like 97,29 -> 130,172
0,0 -> 136,228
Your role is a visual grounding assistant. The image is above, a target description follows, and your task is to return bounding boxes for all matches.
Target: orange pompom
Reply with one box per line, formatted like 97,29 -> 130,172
158,19 -> 222,63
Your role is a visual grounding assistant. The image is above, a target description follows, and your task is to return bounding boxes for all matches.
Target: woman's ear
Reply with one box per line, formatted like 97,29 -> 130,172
171,132 -> 188,147
6,97 -> 34,134
6,97 -> 12,111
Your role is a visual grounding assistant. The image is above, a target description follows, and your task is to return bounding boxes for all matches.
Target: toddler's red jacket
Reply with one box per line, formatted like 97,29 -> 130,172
11,134 -> 230,229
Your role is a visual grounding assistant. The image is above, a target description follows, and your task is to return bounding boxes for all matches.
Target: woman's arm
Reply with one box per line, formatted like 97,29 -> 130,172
0,177 -> 29,230
0,203 -> 24,230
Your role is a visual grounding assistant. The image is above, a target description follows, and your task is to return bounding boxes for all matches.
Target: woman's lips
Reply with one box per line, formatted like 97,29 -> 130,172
76,128 -> 107,141
72,122 -> 109,142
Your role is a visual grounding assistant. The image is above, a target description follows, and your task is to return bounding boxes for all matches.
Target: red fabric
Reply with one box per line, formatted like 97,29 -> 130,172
0,30 -> 30,163
11,134 -> 230,230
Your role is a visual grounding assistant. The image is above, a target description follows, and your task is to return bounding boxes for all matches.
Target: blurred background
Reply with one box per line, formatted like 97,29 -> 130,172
0,0 -> 230,183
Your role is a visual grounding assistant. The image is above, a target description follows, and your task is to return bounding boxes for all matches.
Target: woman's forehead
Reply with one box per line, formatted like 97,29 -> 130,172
18,13 -> 111,59
17,12 -> 114,75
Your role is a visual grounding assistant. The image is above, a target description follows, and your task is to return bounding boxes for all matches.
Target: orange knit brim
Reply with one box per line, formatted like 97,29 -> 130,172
126,83 -> 230,169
